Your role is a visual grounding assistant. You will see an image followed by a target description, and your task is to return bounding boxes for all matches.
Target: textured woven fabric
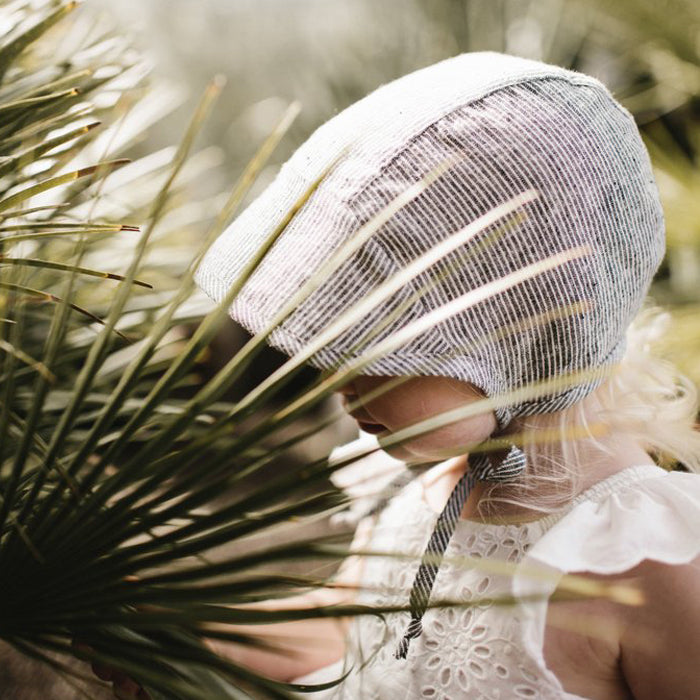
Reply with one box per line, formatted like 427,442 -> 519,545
196,51 -> 665,427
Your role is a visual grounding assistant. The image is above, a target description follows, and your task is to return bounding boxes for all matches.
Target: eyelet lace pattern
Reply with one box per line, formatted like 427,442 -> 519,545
296,461 -> 698,699
337,479 -> 565,699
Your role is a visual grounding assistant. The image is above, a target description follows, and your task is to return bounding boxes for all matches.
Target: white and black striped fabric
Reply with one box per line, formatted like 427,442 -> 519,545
196,51 -> 665,428
395,446 -> 528,660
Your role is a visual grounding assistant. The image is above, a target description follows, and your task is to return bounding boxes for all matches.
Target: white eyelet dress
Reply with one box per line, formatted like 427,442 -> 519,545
295,434 -> 700,699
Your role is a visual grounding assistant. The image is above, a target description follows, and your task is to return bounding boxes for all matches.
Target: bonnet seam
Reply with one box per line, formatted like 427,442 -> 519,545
344,74 -> 609,212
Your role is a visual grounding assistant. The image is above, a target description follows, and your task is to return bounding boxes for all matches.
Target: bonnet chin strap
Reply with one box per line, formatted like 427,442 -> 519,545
395,445 -> 527,660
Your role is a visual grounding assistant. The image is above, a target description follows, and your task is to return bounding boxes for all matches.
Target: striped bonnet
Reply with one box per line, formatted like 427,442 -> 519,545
196,51 -> 665,428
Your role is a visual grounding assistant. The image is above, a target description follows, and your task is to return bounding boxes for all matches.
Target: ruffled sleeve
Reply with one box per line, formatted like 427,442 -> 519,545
510,465 -> 700,693
513,464 -> 700,602
531,466 -> 698,573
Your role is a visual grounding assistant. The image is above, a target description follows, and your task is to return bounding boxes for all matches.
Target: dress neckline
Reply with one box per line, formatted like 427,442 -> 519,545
414,462 -> 668,534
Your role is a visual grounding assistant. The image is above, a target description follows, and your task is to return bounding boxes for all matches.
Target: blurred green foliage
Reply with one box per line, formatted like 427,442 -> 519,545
0,2 -> 351,697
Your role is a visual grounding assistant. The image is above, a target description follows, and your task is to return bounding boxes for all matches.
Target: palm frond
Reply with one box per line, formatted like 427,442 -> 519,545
2,2 -> 686,698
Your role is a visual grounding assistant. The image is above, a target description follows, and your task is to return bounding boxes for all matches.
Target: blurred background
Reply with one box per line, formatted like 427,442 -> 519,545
87,0 -> 700,407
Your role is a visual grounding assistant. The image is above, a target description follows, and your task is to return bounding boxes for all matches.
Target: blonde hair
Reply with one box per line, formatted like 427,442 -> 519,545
478,306 -> 700,519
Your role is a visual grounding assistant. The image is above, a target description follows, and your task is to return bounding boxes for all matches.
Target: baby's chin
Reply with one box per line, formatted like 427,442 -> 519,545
378,437 -> 461,466
369,417 -> 495,464
378,442 -> 413,463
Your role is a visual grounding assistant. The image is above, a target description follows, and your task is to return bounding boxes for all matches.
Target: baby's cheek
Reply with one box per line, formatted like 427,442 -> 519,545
390,414 -> 496,461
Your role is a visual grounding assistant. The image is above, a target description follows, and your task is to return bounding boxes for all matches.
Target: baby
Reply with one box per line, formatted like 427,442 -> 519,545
194,51 -> 700,700
112,51 -> 700,699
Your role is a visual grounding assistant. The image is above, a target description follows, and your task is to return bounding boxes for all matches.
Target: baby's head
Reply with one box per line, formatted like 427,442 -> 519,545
196,52 -> 697,493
